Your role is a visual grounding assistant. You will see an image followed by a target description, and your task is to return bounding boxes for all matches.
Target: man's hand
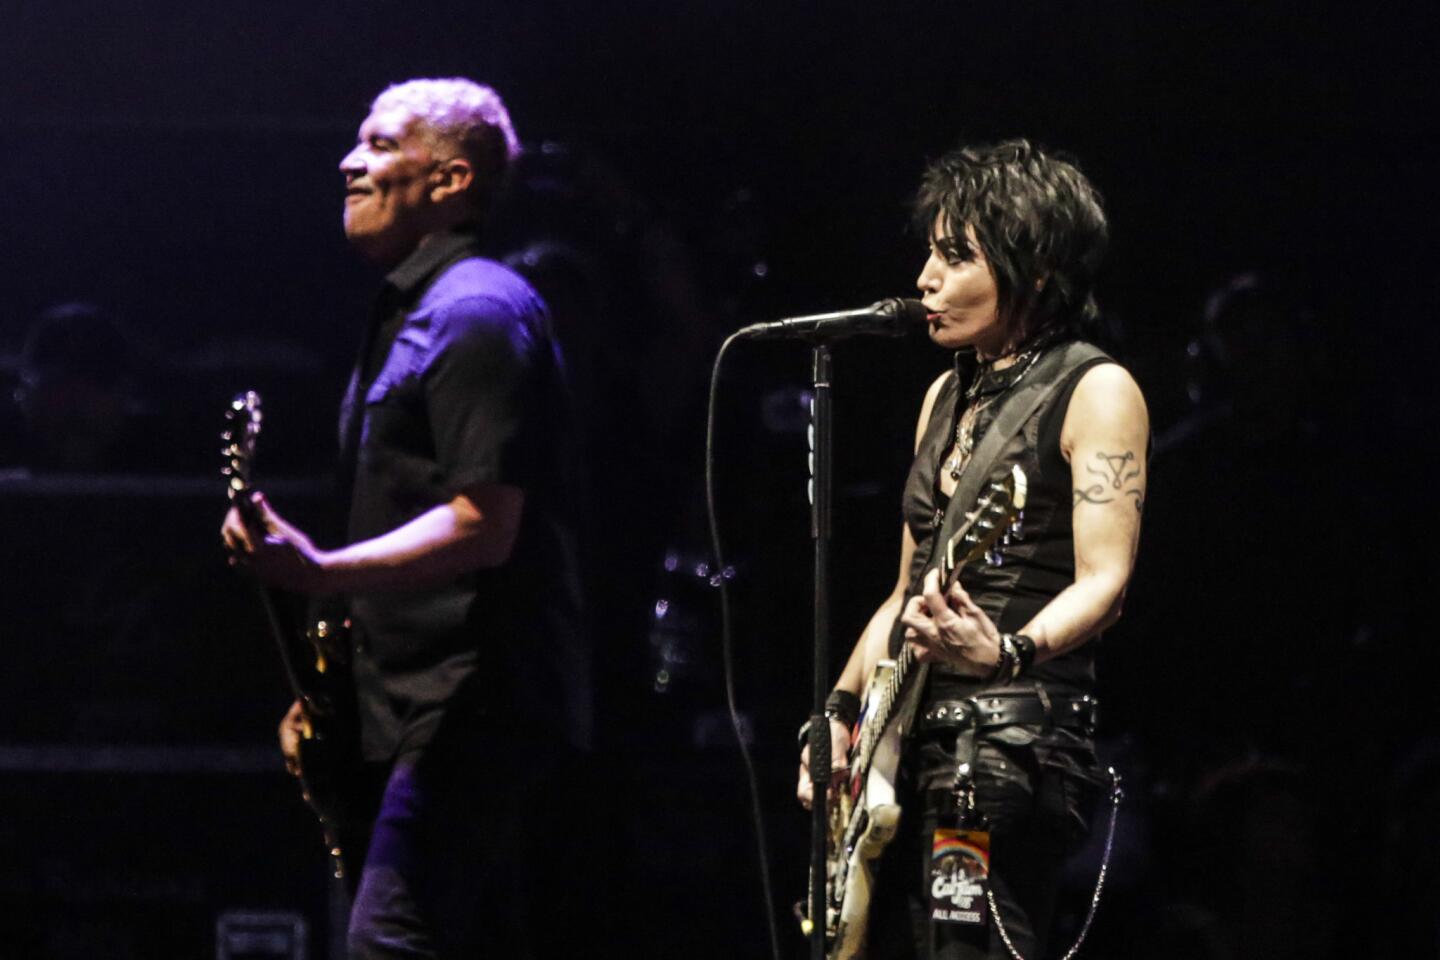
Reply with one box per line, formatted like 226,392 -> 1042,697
278,699 -> 307,777
796,717 -> 853,811
900,568 -> 1001,676
221,492 -> 332,594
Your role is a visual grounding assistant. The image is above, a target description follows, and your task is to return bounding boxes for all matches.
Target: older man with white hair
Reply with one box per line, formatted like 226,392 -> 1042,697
224,77 -> 590,957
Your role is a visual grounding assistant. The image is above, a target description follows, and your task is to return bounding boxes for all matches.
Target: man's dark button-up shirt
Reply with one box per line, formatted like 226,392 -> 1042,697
339,230 -> 591,761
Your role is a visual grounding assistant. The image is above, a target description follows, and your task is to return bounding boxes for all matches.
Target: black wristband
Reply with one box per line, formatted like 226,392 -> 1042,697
825,689 -> 861,728
989,635 -> 1018,685
1011,633 -> 1037,675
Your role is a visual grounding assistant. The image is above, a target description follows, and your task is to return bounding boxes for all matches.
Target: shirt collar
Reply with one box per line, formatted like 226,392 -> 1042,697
384,227 -> 485,296
952,348 -> 976,378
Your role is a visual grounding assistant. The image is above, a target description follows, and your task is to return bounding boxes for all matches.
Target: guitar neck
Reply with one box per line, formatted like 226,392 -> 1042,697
847,465 -> 1024,797
235,493 -> 312,707
850,556 -> 965,778
253,575 -> 311,704
851,642 -> 918,776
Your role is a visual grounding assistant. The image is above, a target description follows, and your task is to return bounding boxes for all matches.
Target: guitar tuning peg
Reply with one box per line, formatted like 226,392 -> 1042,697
1011,512 -> 1025,541
990,547 -> 1005,567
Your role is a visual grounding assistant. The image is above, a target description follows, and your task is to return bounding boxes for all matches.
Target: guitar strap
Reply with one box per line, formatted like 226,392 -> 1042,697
891,340 -> 1110,738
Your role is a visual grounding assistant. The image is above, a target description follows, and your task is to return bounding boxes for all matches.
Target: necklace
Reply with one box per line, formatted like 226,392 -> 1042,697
943,344 -> 1047,481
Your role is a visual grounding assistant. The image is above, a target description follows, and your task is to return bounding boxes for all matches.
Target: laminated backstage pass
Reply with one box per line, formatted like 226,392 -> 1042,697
929,828 -> 990,926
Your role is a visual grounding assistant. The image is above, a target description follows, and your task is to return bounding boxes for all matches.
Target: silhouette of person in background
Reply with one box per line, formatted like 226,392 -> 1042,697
0,302 -> 171,474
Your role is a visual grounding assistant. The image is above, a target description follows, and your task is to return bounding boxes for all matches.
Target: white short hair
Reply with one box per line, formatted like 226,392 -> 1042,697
372,77 -> 520,199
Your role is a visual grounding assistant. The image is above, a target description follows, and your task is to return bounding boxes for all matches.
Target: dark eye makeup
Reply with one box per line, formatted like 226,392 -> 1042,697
933,236 -> 974,264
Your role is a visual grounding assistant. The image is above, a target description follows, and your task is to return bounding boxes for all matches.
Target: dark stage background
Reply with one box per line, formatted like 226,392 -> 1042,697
1,2 -> 1437,958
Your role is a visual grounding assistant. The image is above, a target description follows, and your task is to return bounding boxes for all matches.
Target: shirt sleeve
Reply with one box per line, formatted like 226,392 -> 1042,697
420,294 -> 540,493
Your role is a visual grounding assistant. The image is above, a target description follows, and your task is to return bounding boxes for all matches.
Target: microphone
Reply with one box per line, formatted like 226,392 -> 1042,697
737,297 -> 929,341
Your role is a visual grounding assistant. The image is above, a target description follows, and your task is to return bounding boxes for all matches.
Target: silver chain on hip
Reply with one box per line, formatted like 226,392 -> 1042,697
988,766 -> 1124,960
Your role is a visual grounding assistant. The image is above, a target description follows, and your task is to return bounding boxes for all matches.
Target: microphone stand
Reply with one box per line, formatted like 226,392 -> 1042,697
806,342 -> 833,960
730,303 -> 918,957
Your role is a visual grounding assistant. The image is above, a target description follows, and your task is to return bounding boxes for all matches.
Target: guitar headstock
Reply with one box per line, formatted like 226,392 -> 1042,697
221,391 -> 263,506
938,465 -> 1028,586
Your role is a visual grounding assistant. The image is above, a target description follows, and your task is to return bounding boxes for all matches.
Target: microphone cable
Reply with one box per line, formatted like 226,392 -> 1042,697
706,329 -> 783,960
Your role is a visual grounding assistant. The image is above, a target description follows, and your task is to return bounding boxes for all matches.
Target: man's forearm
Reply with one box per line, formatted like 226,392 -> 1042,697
320,489 -> 522,594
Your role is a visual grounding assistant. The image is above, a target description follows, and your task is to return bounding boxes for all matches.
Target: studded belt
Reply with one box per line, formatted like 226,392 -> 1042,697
917,691 -> 1098,734
920,690 -> 1099,828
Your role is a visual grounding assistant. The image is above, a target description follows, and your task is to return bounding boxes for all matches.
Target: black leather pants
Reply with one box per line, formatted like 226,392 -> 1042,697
867,726 -> 1101,960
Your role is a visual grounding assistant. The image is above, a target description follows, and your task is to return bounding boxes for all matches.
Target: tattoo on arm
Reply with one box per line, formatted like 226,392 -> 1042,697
1073,485 -> 1112,506
1089,450 -> 1140,489
1074,450 -> 1144,511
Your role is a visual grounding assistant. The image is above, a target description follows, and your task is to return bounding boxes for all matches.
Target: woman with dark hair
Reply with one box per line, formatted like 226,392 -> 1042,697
798,140 -> 1148,959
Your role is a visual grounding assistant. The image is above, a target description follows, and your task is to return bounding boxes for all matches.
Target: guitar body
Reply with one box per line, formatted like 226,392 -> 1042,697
806,466 -> 1029,958
289,613 -> 360,878
828,674 -> 904,960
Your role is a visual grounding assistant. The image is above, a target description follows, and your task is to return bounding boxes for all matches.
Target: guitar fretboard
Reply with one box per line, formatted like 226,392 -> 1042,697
850,646 -> 914,784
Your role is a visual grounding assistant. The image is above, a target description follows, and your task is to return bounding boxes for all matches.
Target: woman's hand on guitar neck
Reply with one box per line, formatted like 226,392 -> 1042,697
796,717 -> 852,811
901,568 -> 1002,677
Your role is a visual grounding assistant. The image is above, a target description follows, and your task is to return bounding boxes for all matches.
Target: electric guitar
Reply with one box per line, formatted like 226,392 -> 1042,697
223,391 -> 356,880
804,465 -> 1028,959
